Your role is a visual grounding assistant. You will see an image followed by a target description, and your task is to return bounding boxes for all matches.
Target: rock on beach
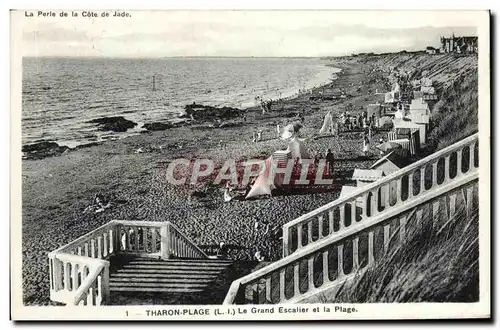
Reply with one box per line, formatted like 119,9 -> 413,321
88,116 -> 137,132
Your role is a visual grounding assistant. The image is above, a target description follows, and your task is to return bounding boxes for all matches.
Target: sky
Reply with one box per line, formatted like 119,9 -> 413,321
17,10 -> 480,57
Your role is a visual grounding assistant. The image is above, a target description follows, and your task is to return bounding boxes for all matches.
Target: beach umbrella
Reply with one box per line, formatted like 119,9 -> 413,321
376,141 -> 402,152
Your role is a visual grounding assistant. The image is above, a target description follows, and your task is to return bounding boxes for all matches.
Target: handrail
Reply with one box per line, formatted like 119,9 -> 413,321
223,170 -> 478,304
284,133 -> 477,230
167,222 -> 209,259
282,133 -> 478,256
52,221 -> 117,254
113,220 -> 165,227
71,257 -> 109,306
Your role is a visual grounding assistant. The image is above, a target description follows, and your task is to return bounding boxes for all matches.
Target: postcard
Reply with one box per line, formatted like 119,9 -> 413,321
10,9 -> 490,320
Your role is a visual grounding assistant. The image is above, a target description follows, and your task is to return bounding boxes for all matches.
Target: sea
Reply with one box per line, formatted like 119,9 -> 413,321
22,57 -> 340,148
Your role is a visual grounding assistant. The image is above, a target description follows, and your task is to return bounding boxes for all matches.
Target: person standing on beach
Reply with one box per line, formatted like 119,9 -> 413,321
276,124 -> 281,139
325,149 -> 335,177
363,134 -> 370,156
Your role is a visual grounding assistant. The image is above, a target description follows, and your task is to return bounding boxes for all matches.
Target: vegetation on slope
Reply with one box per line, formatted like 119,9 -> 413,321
327,204 -> 479,303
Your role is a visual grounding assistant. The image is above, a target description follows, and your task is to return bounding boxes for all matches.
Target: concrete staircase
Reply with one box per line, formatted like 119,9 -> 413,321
49,220 -> 235,306
109,256 -> 233,293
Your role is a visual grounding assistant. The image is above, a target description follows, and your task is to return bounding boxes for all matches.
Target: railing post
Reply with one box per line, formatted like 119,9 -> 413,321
102,263 -> 110,304
352,237 -> 360,270
307,256 -> 315,290
457,149 -> 463,177
469,142 -> 476,172
444,155 -> 451,183
337,244 -> 345,278
297,225 -> 303,249
395,179 -> 402,205
368,231 -> 375,266
339,205 -> 345,230
408,172 -> 414,199
161,223 -> 171,260
282,227 -> 290,258
114,225 -> 121,254
420,167 -> 426,193
432,162 -> 438,187
318,215 -> 323,240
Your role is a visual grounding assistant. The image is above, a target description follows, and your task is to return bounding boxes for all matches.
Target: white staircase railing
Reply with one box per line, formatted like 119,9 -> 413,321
223,133 -> 478,305
282,133 -> 478,257
48,220 -> 208,306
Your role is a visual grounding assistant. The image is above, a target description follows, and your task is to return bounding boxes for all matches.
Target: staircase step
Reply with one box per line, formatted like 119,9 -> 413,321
110,286 -> 205,293
110,272 -> 218,280
116,268 -> 223,275
110,281 -> 209,289
109,276 -> 215,284
128,260 -> 233,267
122,264 -> 228,271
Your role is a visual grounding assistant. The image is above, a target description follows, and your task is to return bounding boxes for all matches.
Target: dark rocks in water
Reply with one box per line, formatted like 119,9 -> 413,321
22,141 -> 70,160
22,141 -> 59,153
88,116 -> 137,132
75,142 -> 102,149
284,112 -> 298,118
182,104 -> 242,120
142,122 -> 174,131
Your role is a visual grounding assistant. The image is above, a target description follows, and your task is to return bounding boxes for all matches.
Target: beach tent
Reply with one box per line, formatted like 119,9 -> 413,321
245,157 -> 274,199
281,122 -> 302,140
281,124 -> 295,139
378,116 -> 393,128
319,111 -> 335,134
394,108 -> 405,120
286,137 -> 310,160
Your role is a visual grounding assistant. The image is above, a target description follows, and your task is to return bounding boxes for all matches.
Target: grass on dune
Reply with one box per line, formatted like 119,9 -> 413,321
318,203 -> 479,303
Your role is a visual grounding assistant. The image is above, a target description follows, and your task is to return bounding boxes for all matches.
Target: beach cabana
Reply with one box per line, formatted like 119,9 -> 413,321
286,137 -> 310,160
413,91 -> 424,99
367,104 -> 382,119
272,150 -> 291,163
339,185 -> 364,209
246,157 -> 274,199
352,169 -> 384,188
370,150 -> 410,176
409,98 -> 431,124
421,86 -> 436,95
352,169 -> 386,210
393,119 -> 426,145
319,111 -> 335,134
421,77 -> 433,87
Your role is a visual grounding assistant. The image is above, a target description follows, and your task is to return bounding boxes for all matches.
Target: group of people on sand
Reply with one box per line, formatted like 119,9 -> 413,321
252,129 -> 264,142
340,110 -> 377,132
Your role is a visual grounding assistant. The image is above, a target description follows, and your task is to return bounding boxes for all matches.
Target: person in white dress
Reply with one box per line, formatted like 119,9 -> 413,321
363,134 -> 370,156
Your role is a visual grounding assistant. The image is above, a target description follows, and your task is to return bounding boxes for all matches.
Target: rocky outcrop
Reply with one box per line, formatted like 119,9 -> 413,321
142,122 -> 174,131
88,116 -> 137,132
22,141 -> 70,160
181,104 -> 242,120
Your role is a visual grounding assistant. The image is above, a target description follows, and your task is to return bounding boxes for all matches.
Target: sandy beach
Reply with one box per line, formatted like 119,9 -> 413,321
21,53 -> 478,305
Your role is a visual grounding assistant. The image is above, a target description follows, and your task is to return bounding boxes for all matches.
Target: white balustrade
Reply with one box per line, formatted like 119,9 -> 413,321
49,219 -> 209,306
282,134 -> 478,256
